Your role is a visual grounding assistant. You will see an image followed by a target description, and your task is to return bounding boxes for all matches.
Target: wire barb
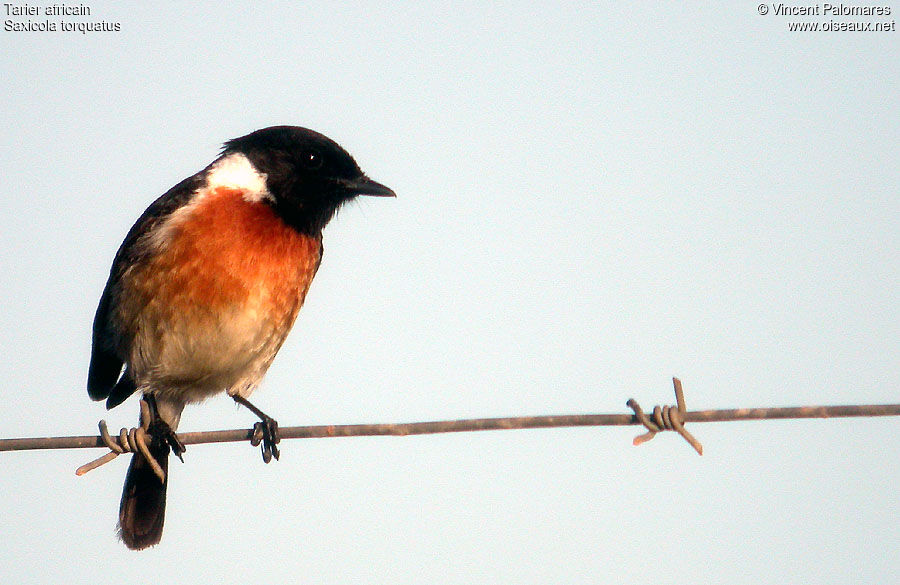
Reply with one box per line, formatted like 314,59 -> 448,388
627,377 -> 703,455
75,399 -> 167,482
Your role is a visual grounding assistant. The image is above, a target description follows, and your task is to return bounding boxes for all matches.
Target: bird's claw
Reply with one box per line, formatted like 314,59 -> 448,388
250,416 -> 280,463
148,417 -> 186,462
232,394 -> 281,463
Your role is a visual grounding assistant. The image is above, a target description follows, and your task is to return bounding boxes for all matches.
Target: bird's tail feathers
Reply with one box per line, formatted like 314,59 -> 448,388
117,395 -> 183,550
118,437 -> 169,549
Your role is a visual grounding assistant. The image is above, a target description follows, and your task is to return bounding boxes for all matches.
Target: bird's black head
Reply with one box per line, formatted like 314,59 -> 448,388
221,126 -> 394,234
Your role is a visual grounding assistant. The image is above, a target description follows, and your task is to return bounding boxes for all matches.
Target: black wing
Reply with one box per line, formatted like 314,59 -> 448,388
87,172 -> 205,405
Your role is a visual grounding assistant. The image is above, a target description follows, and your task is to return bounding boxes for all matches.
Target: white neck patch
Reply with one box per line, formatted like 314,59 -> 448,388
206,152 -> 271,202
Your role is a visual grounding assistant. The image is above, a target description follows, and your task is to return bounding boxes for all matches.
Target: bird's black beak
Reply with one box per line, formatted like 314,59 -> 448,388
342,176 -> 396,198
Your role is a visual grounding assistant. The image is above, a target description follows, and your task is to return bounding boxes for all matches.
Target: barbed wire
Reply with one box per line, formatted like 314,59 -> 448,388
1,379 -> 898,476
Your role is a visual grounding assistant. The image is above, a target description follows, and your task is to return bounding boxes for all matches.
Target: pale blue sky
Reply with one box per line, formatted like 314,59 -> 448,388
1,2 -> 897,583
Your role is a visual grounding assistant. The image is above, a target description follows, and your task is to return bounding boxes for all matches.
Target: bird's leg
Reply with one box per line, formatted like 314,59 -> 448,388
231,394 -> 280,463
143,394 -> 186,462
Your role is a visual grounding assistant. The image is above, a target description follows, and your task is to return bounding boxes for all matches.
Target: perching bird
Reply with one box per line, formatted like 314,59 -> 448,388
87,126 -> 394,549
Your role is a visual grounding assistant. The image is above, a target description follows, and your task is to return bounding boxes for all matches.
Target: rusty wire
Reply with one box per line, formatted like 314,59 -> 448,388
0,379 -> 898,472
627,378 -> 703,454
74,399 -> 167,481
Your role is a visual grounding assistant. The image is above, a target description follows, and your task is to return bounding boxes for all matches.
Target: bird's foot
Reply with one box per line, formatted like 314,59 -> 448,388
232,394 -> 281,463
147,416 -> 186,462
250,415 -> 280,463
143,394 -> 186,462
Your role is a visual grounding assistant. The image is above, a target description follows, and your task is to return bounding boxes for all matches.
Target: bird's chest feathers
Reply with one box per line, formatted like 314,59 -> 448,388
149,186 -> 320,313
122,187 -> 321,363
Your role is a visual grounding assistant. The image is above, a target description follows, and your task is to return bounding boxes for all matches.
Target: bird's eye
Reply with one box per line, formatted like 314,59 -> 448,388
302,150 -> 323,170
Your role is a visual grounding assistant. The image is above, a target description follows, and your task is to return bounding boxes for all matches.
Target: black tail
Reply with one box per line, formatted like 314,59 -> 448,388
118,437 -> 169,550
